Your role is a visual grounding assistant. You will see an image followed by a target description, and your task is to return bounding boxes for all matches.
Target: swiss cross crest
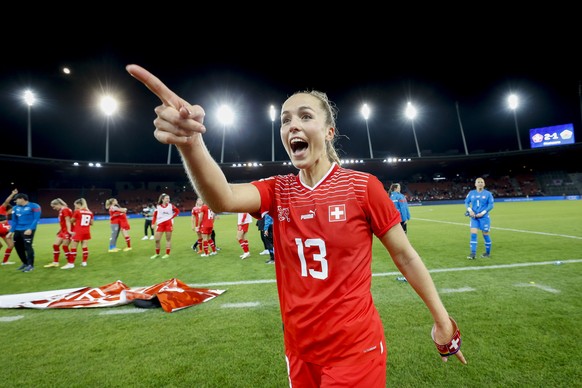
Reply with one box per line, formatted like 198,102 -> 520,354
328,204 -> 346,222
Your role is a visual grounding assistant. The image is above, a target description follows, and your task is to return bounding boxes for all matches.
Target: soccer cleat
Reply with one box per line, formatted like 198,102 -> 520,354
23,265 -> 34,273
480,253 -> 491,258
123,247 -> 133,252
17,264 -> 27,271
265,259 -> 275,264
209,251 -> 217,256
200,253 -> 209,257
259,249 -> 270,255
108,248 -> 120,253
1,261 -> 15,265
161,254 -> 170,259
467,254 -> 476,260
240,252 -> 251,260
149,236 -> 154,240
141,236 -> 149,240
81,262 -> 87,267
150,254 -> 159,259
44,262 -> 60,268
61,263 -> 75,269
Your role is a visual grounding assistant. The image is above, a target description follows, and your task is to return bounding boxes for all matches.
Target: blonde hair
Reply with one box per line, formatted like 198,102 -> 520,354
288,90 -> 342,166
74,198 -> 88,210
50,198 -> 67,207
105,198 -> 117,209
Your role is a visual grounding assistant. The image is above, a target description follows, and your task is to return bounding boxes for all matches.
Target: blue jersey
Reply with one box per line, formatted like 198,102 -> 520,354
390,191 -> 411,222
11,202 -> 42,231
464,189 -> 494,215
263,213 -> 273,231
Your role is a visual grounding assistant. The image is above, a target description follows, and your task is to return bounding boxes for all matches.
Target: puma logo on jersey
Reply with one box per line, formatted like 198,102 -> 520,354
300,210 -> 316,220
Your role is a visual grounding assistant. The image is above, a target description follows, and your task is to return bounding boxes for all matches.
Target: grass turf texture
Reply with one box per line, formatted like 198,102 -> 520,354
1,201 -> 581,387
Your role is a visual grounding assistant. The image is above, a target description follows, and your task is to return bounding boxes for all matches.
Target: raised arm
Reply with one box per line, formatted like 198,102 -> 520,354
2,189 -> 18,207
126,64 -> 260,214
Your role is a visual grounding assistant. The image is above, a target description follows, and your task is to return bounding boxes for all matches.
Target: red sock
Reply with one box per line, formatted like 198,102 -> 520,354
82,247 -> 89,263
63,245 -> 70,262
53,244 -> 61,262
70,248 -> 77,264
2,247 -> 13,263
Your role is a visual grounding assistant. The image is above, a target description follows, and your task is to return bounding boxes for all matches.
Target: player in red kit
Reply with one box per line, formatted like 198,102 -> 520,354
44,198 -> 73,268
105,198 -> 132,252
198,202 -> 217,257
236,212 -> 252,259
150,193 -> 180,259
190,197 -> 203,253
61,198 -> 94,269
0,189 -> 17,265
128,64 -> 466,387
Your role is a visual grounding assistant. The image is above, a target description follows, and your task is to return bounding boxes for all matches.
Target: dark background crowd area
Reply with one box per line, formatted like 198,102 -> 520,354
1,143 -> 580,216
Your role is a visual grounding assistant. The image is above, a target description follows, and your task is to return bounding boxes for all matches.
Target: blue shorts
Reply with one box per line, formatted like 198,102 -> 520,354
470,215 -> 491,232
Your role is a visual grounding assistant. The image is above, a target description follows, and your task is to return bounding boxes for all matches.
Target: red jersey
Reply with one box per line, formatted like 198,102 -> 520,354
0,204 -> 8,222
58,207 -> 73,233
0,206 -> 10,236
237,212 -> 252,225
251,164 -> 400,366
191,206 -> 201,227
152,203 -> 180,226
72,208 -> 94,241
199,204 -> 215,229
109,206 -> 130,230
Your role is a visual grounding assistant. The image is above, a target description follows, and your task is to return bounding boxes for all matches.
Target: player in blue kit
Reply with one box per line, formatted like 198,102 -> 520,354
464,177 -> 494,259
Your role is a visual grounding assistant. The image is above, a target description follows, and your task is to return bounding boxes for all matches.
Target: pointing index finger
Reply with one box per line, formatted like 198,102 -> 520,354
126,64 -> 182,110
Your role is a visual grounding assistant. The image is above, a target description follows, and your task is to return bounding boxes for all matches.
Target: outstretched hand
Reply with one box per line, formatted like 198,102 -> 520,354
126,64 -> 206,145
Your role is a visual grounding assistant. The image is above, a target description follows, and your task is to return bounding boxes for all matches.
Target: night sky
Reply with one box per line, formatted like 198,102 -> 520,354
1,19 -> 581,166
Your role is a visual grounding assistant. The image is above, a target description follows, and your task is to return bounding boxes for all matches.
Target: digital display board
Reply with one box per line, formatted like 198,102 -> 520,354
530,123 -> 575,149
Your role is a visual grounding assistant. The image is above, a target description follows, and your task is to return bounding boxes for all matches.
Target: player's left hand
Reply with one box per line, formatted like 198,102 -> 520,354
432,317 -> 467,364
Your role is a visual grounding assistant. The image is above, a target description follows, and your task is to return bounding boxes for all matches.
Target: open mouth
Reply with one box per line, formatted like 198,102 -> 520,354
290,138 -> 308,154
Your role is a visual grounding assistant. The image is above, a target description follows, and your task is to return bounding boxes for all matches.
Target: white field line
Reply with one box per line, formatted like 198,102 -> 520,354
2,217 -> 580,319
0,315 -> 24,322
1,259 -> 580,321
221,302 -> 260,308
439,287 -> 476,293
100,308 -> 149,315
514,283 -> 561,294
414,218 -> 582,240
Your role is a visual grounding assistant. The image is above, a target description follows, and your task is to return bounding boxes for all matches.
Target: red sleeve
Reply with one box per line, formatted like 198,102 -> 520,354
366,175 -> 401,238
250,176 -> 279,218
173,204 -> 180,218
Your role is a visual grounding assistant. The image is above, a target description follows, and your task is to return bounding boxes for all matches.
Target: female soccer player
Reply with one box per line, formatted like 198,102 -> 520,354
127,64 -> 466,387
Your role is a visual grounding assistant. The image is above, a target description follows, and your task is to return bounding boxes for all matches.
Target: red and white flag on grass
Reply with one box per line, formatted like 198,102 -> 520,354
0,278 -> 225,313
